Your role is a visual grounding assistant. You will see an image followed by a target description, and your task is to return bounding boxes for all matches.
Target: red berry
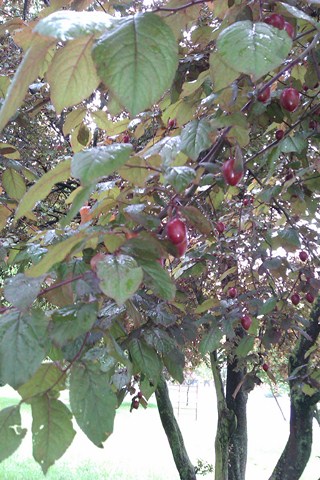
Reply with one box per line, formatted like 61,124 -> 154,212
303,85 -> 309,92
309,120 -> 317,129
176,237 -> 188,257
222,157 -> 243,186
264,13 -> 285,30
262,363 -> 269,372
280,88 -> 300,112
137,391 -> 143,399
167,218 -> 187,245
241,315 -> 252,331
258,86 -> 271,103
123,134 -> 130,143
132,399 -> 140,410
228,287 -> 237,298
216,221 -> 225,234
283,21 -> 295,39
243,198 -> 249,206
299,251 -> 308,262
167,118 -> 176,129
291,293 -> 300,306
275,129 -> 284,140
306,292 -> 314,304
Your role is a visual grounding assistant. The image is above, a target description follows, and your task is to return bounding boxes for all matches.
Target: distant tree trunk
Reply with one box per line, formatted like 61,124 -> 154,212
155,374 -> 196,480
226,360 -> 248,480
269,297 -> 320,480
210,352 -> 235,480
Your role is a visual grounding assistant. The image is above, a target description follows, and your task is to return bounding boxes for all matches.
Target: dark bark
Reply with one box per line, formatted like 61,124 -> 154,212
269,297 -> 320,480
155,375 -> 196,480
226,360 -> 248,480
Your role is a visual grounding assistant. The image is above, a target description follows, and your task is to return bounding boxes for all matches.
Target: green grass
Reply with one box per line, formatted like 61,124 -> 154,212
0,387 -> 319,480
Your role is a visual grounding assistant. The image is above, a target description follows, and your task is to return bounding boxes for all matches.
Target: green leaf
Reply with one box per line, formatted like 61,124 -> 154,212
0,36 -> 55,133
259,297 -> 277,316
26,232 -> 86,277
180,206 -> 212,235
18,363 -> 66,401
15,158 -> 71,220
199,325 -> 223,355
2,169 -> 26,201
138,258 -> 176,301
121,232 -> 167,261
163,349 -> 185,383
281,134 -> 307,153
180,119 -> 213,161
164,166 -> 196,193
4,273 -> 45,310
195,298 -> 217,314
92,13 -> 178,116
61,185 -> 94,227
217,21 -> 292,79
235,336 -> 255,357
129,338 -> 162,385
0,406 -> 27,462
69,362 -> 117,446
34,10 -> 116,41
50,303 -> 98,347
31,396 -> 76,474
96,254 -> 143,306
0,205 -> 12,231
71,144 -> 132,186
63,108 -> 87,136
0,309 -> 49,388
119,156 -> 156,186
209,51 -> 239,91
276,228 -> 301,251
47,36 -> 100,113
280,2 -> 320,30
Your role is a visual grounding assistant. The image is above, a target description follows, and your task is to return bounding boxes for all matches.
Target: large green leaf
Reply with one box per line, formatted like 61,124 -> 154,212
163,349 -> 185,384
129,338 -> 162,385
47,36 -> 100,113
92,13 -> 178,115
15,158 -> 71,220
199,325 -> 223,355
180,205 -> 212,235
69,362 -> 117,446
50,303 -> 98,347
235,336 -> 255,358
180,119 -> 213,161
96,254 -> 143,306
31,396 -> 76,474
209,51 -> 239,91
0,310 -> 49,388
2,169 -> 26,201
164,166 -> 196,193
0,406 -> 27,462
71,144 -> 132,186
34,10 -> 115,41
4,273 -> 45,310
138,258 -> 176,301
26,232 -> 86,277
18,363 -> 66,401
0,36 -> 55,133
217,21 -> 292,79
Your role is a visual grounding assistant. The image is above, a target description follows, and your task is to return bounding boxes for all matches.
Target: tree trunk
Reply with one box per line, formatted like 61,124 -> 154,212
226,360 -> 248,480
155,375 -> 196,480
269,297 -> 320,480
210,352 -> 235,480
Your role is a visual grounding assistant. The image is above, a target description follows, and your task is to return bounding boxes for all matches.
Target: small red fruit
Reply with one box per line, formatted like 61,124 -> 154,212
123,134 -> 130,143
243,198 -> 249,206
257,86 -> 271,103
222,157 -> 243,186
291,293 -> 300,306
167,218 -> 187,245
309,120 -> 317,129
283,21 -> 295,39
241,315 -> 252,331
264,13 -> 285,30
137,391 -> 143,399
228,287 -> 237,299
299,250 -> 308,262
303,85 -> 309,92
275,129 -> 284,140
305,292 -> 314,304
280,87 -> 300,112
216,222 -> 225,235
262,363 -> 269,372
167,118 -> 176,129
131,399 -> 140,410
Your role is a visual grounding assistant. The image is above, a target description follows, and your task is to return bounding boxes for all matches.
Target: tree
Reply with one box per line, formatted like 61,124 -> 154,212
0,0 -> 319,477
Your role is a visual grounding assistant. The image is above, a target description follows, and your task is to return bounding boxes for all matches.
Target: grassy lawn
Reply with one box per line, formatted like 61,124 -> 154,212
0,385 -> 319,479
